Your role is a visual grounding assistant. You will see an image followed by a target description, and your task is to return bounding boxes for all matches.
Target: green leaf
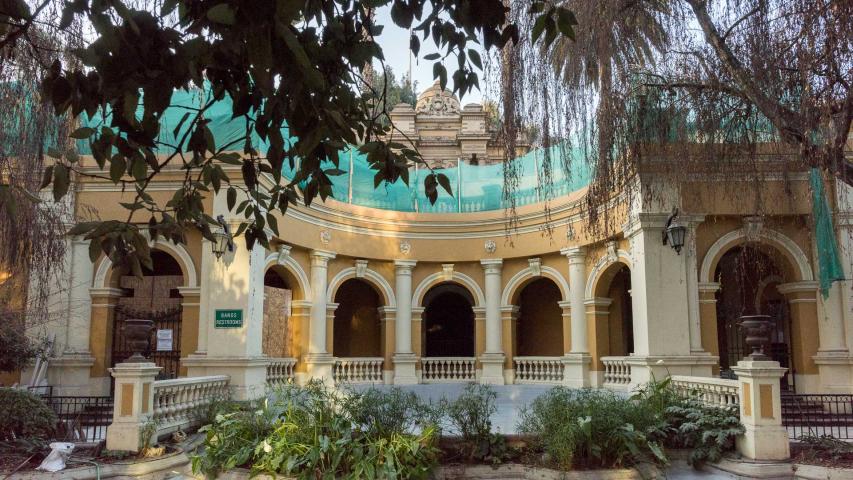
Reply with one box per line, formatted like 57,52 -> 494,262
557,8 -> 577,40
423,53 -> 440,61
69,127 -> 96,139
52,164 -> 69,201
436,172 -> 453,196
206,4 -> 235,25
110,155 -> 127,182
227,186 -> 237,211
432,62 -> 447,91
40,165 -> 54,189
532,13 -> 548,43
468,49 -> 482,70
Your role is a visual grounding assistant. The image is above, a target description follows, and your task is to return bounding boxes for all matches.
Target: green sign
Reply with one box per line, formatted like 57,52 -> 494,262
214,309 -> 243,328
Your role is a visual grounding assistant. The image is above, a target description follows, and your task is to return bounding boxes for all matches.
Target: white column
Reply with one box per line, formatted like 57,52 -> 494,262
306,250 -> 336,382
393,260 -> 418,384
66,237 -> 95,353
560,247 -> 591,387
685,217 -> 706,354
480,259 -> 505,384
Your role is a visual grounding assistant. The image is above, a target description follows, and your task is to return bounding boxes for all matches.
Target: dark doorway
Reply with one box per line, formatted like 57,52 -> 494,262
517,278 -> 563,356
423,283 -> 475,357
715,246 -> 793,389
333,279 -> 382,357
609,266 -> 634,356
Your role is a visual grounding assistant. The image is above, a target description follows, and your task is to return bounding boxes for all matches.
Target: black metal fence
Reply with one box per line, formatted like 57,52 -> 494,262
30,386 -> 113,443
782,394 -> 853,440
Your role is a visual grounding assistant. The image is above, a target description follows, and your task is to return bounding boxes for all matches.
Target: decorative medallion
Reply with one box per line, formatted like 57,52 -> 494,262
484,240 -> 497,254
399,240 -> 411,255
319,230 -> 331,245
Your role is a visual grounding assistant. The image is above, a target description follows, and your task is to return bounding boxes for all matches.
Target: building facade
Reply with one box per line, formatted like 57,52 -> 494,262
12,91 -> 853,403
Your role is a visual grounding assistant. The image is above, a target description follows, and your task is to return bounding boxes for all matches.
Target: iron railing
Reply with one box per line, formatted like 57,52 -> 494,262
782,394 -> 853,440
30,386 -> 113,443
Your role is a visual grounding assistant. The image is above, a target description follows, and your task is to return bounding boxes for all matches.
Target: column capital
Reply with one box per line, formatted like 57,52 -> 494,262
622,212 -> 671,237
558,300 -> 572,310
480,258 -> 503,273
89,287 -> 125,298
560,246 -> 586,260
776,281 -> 818,297
698,282 -> 721,293
394,259 -> 417,270
310,249 -> 336,265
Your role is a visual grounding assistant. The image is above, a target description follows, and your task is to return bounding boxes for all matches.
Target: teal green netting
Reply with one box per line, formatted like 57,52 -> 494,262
74,88 -> 594,212
810,168 -> 845,297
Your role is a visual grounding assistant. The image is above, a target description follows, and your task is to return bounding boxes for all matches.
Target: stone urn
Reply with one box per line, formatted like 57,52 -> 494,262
123,318 -> 155,362
739,315 -> 772,360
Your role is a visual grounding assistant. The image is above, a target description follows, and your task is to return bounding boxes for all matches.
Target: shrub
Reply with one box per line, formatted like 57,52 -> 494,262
192,382 -> 441,479
444,384 -> 507,464
0,388 -> 58,444
661,398 -> 743,466
342,386 -> 442,437
518,388 -> 666,470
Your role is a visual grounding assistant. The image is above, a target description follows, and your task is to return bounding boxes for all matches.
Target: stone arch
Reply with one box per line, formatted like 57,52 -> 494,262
585,250 -> 632,299
700,228 -> 814,284
501,265 -> 569,306
93,239 -> 198,288
263,253 -> 311,301
327,267 -> 396,307
413,270 -> 486,307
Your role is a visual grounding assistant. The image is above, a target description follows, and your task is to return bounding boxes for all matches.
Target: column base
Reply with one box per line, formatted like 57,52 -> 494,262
562,353 -> 591,388
814,351 -> 853,393
182,355 -> 269,400
42,352 -> 97,396
736,425 -> 790,461
626,354 -> 718,386
479,353 -> 506,385
393,354 -> 419,385
304,353 -> 335,385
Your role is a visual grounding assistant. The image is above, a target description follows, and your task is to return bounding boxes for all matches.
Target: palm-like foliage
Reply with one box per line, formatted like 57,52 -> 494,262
547,0 -> 670,169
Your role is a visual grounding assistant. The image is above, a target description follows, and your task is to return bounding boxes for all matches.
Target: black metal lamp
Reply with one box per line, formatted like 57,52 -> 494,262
211,215 -> 233,259
662,208 -> 688,254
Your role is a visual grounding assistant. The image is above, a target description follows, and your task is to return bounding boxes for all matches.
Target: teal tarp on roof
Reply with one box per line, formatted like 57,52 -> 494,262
75,88 -> 594,213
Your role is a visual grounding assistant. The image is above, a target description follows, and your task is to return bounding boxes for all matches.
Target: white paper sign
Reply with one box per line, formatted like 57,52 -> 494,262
156,329 -> 173,351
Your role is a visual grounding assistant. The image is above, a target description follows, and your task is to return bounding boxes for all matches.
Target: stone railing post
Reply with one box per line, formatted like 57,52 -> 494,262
731,359 -> 790,460
106,361 -> 161,452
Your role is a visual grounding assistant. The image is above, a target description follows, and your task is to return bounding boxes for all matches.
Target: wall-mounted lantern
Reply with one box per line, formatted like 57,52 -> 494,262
662,208 -> 687,255
211,215 -> 233,259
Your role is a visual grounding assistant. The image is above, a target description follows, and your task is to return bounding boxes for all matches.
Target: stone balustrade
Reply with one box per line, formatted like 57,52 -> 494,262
421,357 -> 477,383
152,375 -> 230,438
513,356 -> 564,384
333,357 -> 384,384
266,357 -> 297,388
601,356 -> 632,389
671,375 -> 740,408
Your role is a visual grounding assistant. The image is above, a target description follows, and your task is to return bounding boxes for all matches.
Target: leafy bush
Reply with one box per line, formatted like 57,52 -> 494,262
661,398 -> 743,466
192,382 -> 441,479
0,388 -> 58,449
518,388 -> 666,470
443,384 -> 507,464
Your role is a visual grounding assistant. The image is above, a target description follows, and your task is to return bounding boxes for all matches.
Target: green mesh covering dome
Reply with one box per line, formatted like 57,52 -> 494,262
77,88 -> 593,213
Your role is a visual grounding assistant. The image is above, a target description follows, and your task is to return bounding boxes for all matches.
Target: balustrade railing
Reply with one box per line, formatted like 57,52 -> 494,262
514,356 -> 564,384
267,357 -> 297,388
421,357 -> 476,382
670,375 -> 740,409
601,357 -> 632,388
333,357 -> 384,384
152,375 -> 229,437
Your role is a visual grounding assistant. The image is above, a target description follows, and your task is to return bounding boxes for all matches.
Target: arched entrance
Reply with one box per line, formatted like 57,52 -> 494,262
332,278 -> 382,357
516,278 -> 563,356
588,261 -> 634,381
715,245 -> 793,387
422,283 -> 475,357
605,265 -> 633,357
112,250 -> 184,379
263,266 -> 296,358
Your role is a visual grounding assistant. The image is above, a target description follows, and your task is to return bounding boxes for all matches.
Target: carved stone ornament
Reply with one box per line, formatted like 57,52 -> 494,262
276,244 -> 292,264
319,230 -> 331,245
355,259 -> 368,278
528,258 -> 542,277
442,264 -> 454,281
399,240 -> 411,255
743,216 -> 764,242
606,241 -> 618,263
484,240 -> 497,254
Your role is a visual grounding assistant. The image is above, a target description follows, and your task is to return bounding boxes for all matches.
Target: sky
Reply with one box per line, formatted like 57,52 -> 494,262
373,7 -> 486,104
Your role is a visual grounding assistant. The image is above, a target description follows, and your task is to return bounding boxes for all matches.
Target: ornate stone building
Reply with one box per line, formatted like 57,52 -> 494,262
387,81 -> 529,168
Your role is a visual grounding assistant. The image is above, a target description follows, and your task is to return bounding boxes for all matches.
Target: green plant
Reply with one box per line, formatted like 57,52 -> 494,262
341,386 -> 441,438
518,388 -> 667,470
662,398 -> 743,466
444,384 -> 508,464
0,388 -> 57,442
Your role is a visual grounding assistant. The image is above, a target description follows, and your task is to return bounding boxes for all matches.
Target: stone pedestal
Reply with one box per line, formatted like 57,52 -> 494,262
305,353 -> 335,385
106,362 -> 161,452
393,353 -> 419,385
562,353 -> 591,388
731,359 -> 790,461
480,353 -> 506,385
